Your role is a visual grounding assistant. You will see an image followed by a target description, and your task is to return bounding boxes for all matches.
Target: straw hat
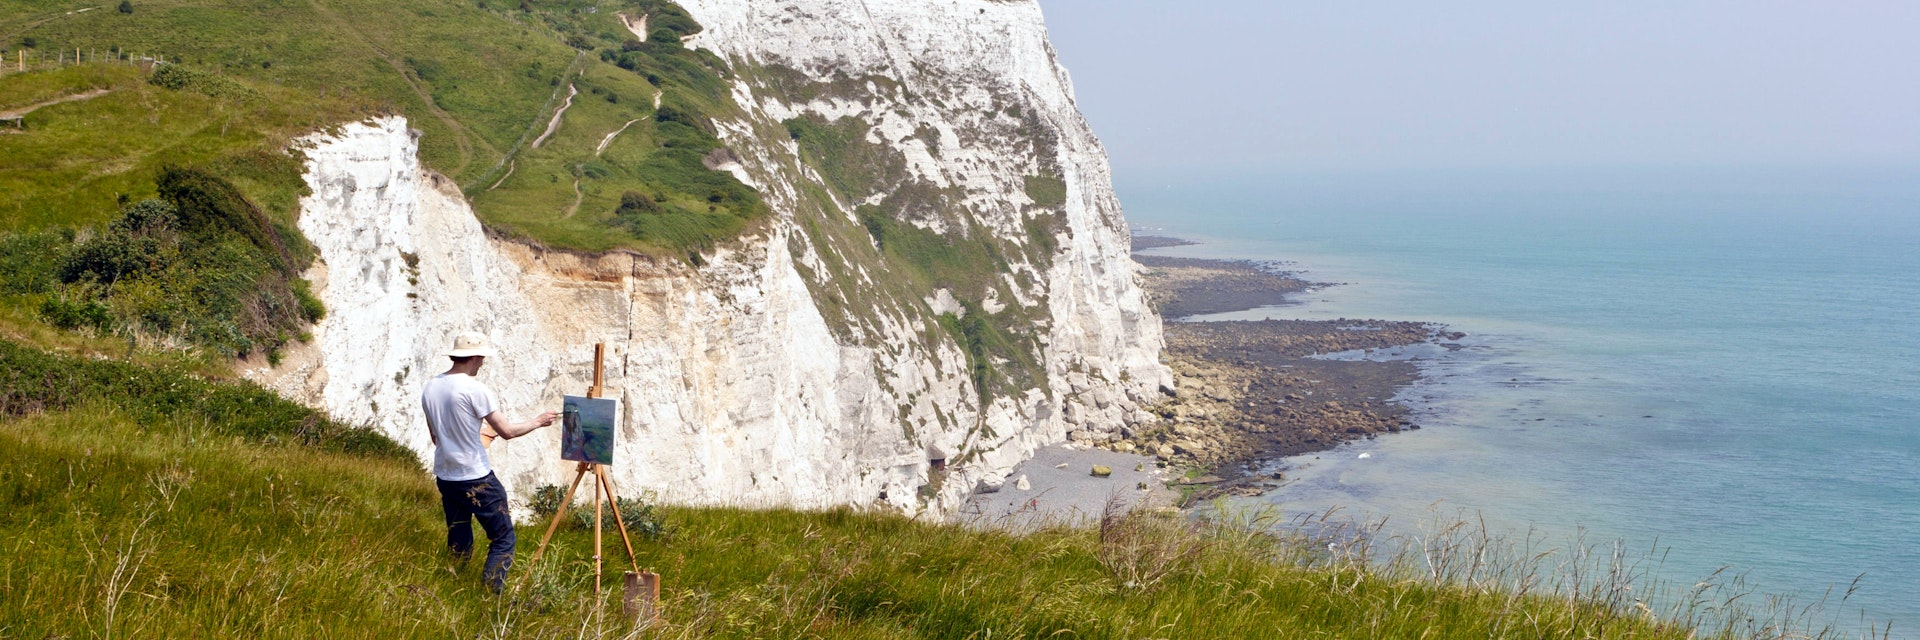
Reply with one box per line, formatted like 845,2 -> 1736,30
447,331 -> 496,358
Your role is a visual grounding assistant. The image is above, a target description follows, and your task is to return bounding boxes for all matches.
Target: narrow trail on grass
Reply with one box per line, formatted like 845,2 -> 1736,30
0,3 -> 130,46
465,51 -> 586,193
563,118 -> 642,219
486,159 -> 516,191
596,118 -> 642,155
0,88 -> 112,119
531,83 -> 577,149
564,178 -> 585,218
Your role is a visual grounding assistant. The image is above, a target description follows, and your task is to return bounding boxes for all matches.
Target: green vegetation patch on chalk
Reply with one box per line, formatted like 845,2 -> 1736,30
1025,173 -> 1067,208
781,106 -> 1047,403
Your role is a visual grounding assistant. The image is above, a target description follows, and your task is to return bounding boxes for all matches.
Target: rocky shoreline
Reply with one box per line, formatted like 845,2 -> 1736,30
1115,236 -> 1462,503
1133,254 -> 1326,319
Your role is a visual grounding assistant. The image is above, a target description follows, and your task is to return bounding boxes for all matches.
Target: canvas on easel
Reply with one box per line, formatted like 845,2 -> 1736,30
561,395 -> 618,465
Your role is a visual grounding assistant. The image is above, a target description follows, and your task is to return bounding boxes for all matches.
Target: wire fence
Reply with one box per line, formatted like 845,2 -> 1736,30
0,47 -> 166,76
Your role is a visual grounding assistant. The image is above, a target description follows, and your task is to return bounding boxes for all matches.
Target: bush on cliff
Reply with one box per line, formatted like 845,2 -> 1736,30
0,169 -> 324,357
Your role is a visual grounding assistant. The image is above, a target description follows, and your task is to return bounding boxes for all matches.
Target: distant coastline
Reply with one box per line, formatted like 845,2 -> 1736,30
1118,235 -> 1460,502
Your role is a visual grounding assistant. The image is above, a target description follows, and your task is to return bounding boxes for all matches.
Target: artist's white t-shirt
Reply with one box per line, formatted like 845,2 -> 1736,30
420,373 -> 499,481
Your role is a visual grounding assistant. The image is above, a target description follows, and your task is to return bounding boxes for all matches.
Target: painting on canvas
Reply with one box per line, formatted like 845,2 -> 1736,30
561,395 -> 617,465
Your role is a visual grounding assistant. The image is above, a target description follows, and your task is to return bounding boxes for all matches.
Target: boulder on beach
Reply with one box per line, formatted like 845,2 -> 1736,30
1091,465 -> 1113,478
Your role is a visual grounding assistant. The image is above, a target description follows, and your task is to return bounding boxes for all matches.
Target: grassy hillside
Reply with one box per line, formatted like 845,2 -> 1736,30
1,0 -> 763,255
0,336 -> 1770,639
2,404 -> 1714,639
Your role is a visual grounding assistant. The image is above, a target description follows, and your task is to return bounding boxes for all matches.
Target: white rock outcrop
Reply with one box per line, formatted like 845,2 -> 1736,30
251,0 -> 1167,516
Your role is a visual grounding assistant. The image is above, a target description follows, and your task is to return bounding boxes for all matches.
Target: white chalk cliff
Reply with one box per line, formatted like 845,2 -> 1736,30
249,0 -> 1168,515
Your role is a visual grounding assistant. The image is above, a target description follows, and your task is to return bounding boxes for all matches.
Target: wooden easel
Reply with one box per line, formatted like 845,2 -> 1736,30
520,343 -> 661,621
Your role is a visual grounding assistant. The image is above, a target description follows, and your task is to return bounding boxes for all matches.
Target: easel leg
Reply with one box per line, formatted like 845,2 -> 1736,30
518,462 -> 590,593
597,465 -> 642,570
593,463 -> 605,592
599,467 -> 657,622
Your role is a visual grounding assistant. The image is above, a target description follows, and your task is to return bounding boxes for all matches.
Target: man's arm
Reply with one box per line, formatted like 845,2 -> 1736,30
483,410 -> 559,441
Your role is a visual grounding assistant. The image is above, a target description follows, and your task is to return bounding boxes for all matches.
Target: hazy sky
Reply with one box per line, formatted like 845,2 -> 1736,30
1038,1 -> 1920,175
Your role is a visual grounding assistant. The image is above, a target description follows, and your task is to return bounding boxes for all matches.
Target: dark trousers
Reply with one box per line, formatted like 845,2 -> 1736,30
436,472 -> 516,592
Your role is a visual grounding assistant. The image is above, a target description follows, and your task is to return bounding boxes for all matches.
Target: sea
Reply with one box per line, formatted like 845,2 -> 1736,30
1121,166 -> 1920,630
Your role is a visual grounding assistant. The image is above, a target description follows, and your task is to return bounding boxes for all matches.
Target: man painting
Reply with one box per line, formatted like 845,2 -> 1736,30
419,331 -> 557,592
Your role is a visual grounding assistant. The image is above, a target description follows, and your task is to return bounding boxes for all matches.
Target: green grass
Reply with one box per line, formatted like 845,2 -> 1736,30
0,64 -> 355,232
1,0 -> 767,256
0,338 -> 1862,637
0,337 -> 410,459
781,111 -> 1052,405
2,403 -> 1824,638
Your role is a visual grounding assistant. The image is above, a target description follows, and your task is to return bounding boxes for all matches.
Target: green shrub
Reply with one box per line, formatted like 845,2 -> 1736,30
39,296 -> 113,331
157,166 -> 299,273
645,27 -> 681,47
618,190 -> 661,215
653,101 -> 712,136
857,204 -> 888,249
292,278 -> 326,323
147,65 -> 263,101
58,229 -> 171,286
27,177 -> 323,357
528,483 -> 672,539
111,198 -> 179,234
633,0 -> 702,39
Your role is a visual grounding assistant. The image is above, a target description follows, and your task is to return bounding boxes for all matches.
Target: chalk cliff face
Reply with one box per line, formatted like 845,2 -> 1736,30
251,0 -> 1167,514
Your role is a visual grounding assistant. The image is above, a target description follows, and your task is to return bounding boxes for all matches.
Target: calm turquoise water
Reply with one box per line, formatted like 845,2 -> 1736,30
1122,168 -> 1920,628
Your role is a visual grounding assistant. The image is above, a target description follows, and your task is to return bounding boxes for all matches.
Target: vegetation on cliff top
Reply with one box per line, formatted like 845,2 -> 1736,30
2,0 -> 763,257
1,0 -> 768,358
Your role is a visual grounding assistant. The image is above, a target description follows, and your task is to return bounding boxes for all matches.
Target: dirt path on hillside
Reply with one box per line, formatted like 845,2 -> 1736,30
0,88 -> 111,119
595,118 -> 641,155
486,159 -> 516,191
531,83 -> 577,149
0,4 -> 117,45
